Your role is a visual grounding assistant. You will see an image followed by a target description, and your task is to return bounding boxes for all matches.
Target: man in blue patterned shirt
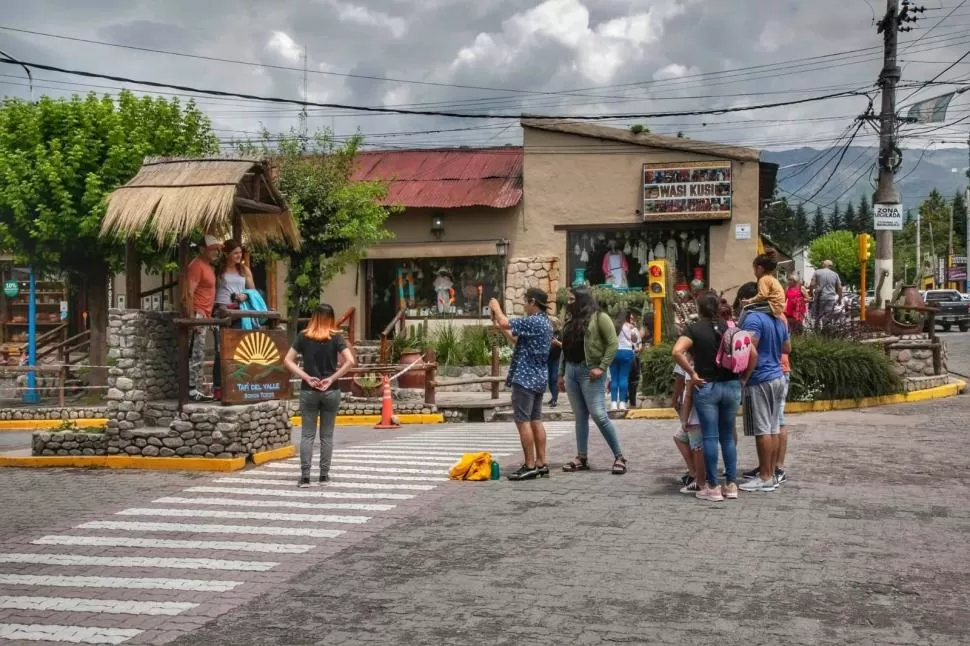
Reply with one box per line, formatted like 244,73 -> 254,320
489,287 -> 553,481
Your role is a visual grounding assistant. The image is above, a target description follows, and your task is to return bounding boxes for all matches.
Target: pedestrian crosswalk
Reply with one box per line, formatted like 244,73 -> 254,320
0,421 -> 574,644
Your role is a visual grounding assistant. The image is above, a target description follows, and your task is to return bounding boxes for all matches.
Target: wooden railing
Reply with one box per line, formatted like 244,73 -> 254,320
139,280 -> 178,311
425,345 -> 503,401
335,307 -> 356,345
36,330 -> 90,366
379,309 -> 407,365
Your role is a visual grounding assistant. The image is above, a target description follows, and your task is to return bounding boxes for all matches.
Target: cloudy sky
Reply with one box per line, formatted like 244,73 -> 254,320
1,0 -> 969,153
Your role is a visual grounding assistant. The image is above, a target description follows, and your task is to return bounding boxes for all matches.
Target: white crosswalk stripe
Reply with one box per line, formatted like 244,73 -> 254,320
0,422 -> 570,643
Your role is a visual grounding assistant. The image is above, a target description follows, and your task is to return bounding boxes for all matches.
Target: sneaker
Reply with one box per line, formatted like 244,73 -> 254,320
548,400 -> 558,408
722,483 -> 739,499
507,465 -> 539,481
739,477 -> 777,492
696,486 -> 724,502
298,477 -> 311,488
741,467 -> 760,481
775,468 -> 788,485
188,389 -> 214,403
618,401 -> 629,411
318,475 -> 330,485
678,472 -> 692,486
609,401 -> 618,411
536,464 -> 550,478
679,480 -> 700,494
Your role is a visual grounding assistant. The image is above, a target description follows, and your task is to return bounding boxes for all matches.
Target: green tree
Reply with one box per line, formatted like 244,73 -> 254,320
843,202 -> 857,233
0,92 -> 219,384
829,203 -> 843,231
812,206 -> 827,239
237,129 -> 397,336
893,189 -> 950,281
951,190 -> 967,254
793,203 -> 810,248
808,230 -> 871,288
857,195 -> 872,232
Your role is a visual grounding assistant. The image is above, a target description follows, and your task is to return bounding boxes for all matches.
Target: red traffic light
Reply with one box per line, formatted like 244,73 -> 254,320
649,266 -> 662,277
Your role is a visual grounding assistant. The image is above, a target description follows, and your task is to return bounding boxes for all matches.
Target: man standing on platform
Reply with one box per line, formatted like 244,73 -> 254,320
184,235 -> 221,402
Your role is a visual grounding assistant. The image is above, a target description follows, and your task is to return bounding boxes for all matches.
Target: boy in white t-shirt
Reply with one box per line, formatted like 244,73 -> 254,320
672,362 -> 705,494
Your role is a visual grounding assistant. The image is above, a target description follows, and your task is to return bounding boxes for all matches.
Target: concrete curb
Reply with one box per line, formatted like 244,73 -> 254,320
0,444 -> 297,472
0,413 -> 445,432
625,379 -> 966,420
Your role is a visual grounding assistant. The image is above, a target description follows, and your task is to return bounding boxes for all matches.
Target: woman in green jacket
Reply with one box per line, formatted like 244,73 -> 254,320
558,286 -> 627,474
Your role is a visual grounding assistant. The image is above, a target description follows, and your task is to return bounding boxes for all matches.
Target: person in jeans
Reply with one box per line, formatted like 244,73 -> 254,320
489,290 -> 553,481
559,286 -> 627,475
184,235 -> 222,402
609,310 -> 641,411
212,240 -> 256,399
735,282 -> 790,493
283,304 -> 356,488
672,292 -> 742,502
547,317 -> 563,408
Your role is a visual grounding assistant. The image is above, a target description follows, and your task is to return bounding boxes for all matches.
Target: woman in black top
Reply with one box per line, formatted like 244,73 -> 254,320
671,292 -> 742,502
284,304 -> 356,488
547,318 -> 563,407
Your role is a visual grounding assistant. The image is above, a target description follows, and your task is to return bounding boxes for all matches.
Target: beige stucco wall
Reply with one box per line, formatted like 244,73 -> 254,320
520,127 -> 760,301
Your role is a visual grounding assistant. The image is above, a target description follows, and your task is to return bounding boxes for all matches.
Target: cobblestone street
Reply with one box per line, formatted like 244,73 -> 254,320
0,390 -> 967,644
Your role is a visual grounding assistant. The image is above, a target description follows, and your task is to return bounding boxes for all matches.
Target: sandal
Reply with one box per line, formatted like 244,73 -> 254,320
611,456 -> 627,475
562,456 -> 589,472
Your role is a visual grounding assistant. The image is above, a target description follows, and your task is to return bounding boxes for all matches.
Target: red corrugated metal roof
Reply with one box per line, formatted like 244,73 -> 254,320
351,148 -> 523,209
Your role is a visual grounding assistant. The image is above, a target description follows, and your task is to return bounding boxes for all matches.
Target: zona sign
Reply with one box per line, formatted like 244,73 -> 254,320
873,203 -> 903,231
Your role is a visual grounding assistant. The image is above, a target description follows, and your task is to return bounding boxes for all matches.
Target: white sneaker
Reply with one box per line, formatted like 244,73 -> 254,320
618,402 -> 628,411
609,401 -> 618,411
739,477 -> 777,492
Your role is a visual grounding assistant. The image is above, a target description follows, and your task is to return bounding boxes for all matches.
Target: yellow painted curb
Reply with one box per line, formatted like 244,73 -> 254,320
625,379 -> 966,420
0,454 -> 246,472
0,419 -> 108,431
292,414 -> 444,427
251,444 -> 296,465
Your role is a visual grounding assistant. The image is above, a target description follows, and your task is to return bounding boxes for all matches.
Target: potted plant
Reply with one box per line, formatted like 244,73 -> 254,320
396,322 -> 428,389
351,372 -> 382,398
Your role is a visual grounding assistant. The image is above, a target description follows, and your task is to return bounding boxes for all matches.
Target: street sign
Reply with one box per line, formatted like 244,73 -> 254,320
2,280 -> 18,298
953,256 -> 967,266
873,203 -> 903,231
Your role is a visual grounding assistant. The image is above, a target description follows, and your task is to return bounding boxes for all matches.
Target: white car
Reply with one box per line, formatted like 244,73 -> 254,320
962,293 -> 970,302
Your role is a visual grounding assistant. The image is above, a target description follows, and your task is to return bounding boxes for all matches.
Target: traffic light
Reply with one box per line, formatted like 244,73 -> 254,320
858,233 -> 870,262
647,260 -> 666,298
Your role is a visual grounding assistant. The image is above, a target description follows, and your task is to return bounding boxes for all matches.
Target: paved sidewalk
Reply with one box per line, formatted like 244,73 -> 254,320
174,395 -> 970,646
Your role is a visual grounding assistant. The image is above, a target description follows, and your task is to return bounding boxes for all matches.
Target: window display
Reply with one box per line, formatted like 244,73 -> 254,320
567,227 -> 709,292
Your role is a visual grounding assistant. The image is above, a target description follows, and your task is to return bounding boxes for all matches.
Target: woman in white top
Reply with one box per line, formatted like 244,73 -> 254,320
212,240 -> 255,399
609,310 -> 641,410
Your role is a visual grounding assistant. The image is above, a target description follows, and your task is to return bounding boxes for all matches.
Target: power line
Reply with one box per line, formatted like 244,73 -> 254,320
0,57 -> 870,121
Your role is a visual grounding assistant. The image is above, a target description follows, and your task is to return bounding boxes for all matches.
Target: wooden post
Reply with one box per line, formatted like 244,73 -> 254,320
57,366 -> 65,408
490,345 -> 500,400
177,326 -> 188,411
125,237 -> 140,310
231,209 -> 243,244
424,348 -> 436,406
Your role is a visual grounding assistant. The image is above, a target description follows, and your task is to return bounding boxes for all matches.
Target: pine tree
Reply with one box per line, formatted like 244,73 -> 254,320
793,203 -> 809,248
830,203 -> 843,231
952,191 -> 967,253
812,206 -> 827,239
858,195 -> 872,232
844,202 -> 857,233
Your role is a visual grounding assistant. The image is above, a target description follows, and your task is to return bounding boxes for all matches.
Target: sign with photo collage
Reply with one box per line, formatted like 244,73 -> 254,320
642,161 -> 733,221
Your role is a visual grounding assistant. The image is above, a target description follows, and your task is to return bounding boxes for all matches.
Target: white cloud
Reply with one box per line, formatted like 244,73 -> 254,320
266,31 -> 302,62
324,0 -> 408,38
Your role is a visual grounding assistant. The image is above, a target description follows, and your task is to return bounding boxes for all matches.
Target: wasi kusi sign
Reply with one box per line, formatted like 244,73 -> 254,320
642,161 -> 732,222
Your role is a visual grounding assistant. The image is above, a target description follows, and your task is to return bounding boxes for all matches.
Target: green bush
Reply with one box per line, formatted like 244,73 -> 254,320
788,337 -> 901,401
637,337 -> 902,402
429,323 -> 513,367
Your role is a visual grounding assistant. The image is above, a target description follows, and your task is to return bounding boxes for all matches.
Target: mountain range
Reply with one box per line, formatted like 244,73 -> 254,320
763,146 -> 970,213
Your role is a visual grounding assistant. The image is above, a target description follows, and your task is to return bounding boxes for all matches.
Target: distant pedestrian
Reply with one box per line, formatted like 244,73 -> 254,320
547,317 -> 563,408
810,260 -> 843,327
609,310 -> 641,411
734,282 -> 791,493
283,304 -> 356,488
784,273 -> 809,334
489,290 -> 553,481
672,292 -> 742,502
559,286 -> 627,475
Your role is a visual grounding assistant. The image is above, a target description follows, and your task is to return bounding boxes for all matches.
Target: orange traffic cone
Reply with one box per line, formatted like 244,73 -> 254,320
374,374 -> 401,430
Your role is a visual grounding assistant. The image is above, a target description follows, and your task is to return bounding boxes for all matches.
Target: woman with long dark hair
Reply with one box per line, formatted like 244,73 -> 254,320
283,304 -> 356,488
672,291 -> 742,502
558,286 -> 627,474
212,240 -> 255,398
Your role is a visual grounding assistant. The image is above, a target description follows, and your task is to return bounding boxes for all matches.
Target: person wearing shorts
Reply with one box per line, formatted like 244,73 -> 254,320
736,282 -> 791,493
672,363 -> 705,494
489,289 -> 553,481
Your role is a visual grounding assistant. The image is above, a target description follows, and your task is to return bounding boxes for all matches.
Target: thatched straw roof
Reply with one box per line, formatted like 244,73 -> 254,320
101,156 -> 300,248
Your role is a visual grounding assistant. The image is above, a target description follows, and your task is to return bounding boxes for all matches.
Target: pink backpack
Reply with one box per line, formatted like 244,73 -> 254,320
715,320 -> 753,374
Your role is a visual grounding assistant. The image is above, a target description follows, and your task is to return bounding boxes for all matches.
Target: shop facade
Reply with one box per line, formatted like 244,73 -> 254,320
326,119 -> 776,340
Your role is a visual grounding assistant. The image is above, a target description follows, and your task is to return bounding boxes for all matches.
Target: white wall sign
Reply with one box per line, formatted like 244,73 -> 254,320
59,300 -> 68,321
873,203 -> 903,231
734,223 -> 752,240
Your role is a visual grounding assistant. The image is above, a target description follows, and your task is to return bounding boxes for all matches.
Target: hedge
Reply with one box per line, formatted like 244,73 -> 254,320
638,336 -> 901,402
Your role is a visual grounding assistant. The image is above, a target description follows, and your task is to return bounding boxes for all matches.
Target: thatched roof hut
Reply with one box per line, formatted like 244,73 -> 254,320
101,156 -> 300,248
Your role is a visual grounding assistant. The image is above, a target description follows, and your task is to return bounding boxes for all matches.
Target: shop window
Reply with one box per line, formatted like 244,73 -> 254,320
566,227 -> 710,292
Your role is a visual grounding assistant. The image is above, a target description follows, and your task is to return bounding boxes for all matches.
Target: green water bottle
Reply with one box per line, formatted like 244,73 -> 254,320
490,461 -> 500,480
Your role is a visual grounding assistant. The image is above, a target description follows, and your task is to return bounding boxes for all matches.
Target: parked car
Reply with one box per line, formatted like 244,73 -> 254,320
922,289 -> 970,332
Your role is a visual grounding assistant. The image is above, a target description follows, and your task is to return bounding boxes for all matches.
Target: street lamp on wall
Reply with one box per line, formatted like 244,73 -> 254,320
495,238 -> 510,257
430,213 -> 445,240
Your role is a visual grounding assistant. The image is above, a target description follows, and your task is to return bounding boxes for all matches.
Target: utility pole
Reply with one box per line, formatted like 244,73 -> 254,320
872,0 -> 919,299
965,133 -> 969,291
947,203 -> 954,288
299,45 -> 308,151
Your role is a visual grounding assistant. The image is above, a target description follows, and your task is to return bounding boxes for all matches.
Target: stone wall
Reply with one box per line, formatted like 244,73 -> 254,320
32,431 -> 107,456
505,256 -> 560,316
107,309 -> 178,403
0,406 -> 108,421
886,334 -> 944,379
